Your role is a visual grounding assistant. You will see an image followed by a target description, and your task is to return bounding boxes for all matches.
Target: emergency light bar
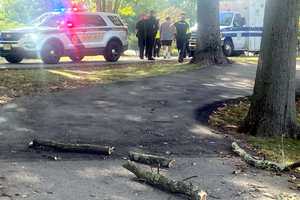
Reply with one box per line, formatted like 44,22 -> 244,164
54,3 -> 88,13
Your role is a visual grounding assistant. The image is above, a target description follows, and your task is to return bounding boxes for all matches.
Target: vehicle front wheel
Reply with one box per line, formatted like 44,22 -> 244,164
41,42 -> 62,64
69,55 -> 84,63
104,40 -> 122,62
223,40 -> 234,57
5,53 -> 23,64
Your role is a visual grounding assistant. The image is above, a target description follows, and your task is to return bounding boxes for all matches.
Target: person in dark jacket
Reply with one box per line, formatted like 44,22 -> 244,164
145,10 -> 159,60
174,13 -> 190,63
136,14 -> 148,59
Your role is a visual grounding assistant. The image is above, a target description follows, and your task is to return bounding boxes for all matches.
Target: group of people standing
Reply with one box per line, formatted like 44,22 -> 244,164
136,11 -> 190,63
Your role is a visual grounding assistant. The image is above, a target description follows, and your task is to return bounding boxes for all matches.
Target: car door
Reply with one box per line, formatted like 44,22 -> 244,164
232,14 -> 247,50
71,14 -> 107,49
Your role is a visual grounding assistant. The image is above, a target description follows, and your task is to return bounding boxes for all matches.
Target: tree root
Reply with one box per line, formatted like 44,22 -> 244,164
129,152 -> 175,168
29,139 -> 114,156
190,51 -> 231,65
232,142 -> 300,172
123,161 -> 207,200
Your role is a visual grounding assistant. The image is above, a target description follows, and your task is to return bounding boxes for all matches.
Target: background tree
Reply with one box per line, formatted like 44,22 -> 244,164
191,0 -> 229,65
240,0 -> 299,139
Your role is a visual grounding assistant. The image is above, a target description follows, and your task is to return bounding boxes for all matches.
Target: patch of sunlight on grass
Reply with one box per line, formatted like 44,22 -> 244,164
230,56 -> 259,64
47,70 -> 82,80
248,137 -> 300,165
49,63 -> 199,83
231,56 -> 300,65
0,62 -> 199,103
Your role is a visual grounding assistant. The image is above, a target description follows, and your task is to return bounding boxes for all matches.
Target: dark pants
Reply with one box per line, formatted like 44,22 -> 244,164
146,36 -> 155,59
177,37 -> 187,62
154,39 -> 161,57
138,37 -> 146,59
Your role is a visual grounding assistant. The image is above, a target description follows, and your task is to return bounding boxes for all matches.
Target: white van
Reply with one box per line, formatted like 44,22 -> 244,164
189,0 -> 265,56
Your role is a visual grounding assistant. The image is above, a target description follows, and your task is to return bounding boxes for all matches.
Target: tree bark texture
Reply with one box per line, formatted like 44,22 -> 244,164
123,161 -> 207,200
241,0 -> 299,138
191,0 -> 229,65
30,139 -> 114,155
129,152 -> 175,168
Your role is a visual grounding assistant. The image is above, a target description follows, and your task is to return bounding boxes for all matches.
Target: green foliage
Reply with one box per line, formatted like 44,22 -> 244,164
0,0 -> 197,34
128,33 -> 138,50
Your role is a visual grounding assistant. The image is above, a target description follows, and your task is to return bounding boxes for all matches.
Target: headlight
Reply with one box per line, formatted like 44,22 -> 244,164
24,33 -> 39,41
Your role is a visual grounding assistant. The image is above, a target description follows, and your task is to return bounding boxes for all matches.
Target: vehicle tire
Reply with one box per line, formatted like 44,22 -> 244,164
104,40 -> 122,62
223,39 -> 234,57
69,55 -> 84,63
5,53 -> 23,64
41,42 -> 62,64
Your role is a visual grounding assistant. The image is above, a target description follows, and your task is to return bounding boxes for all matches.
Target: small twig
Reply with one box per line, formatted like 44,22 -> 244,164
182,176 -> 199,182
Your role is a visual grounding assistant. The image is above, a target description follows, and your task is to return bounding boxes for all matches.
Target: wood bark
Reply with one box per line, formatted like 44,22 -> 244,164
129,152 -> 175,168
102,0 -> 106,12
232,142 -> 300,172
113,0 -> 122,13
29,139 -> 114,156
123,161 -> 207,200
96,0 -> 101,12
191,0 -> 229,65
240,0 -> 299,138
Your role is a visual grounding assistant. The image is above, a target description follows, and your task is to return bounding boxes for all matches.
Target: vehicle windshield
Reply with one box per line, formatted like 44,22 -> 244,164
31,13 -> 59,27
220,12 -> 234,26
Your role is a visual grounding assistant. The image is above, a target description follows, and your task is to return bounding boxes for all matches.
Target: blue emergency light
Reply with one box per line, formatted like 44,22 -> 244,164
54,2 -> 87,13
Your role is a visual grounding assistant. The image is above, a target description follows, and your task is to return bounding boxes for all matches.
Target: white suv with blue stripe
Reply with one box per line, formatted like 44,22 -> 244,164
189,11 -> 264,56
0,10 -> 128,64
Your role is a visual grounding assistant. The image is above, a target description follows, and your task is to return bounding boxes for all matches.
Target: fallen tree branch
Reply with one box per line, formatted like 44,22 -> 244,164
232,142 -> 300,172
123,161 -> 207,200
29,139 -> 114,156
285,161 -> 300,171
129,152 -> 175,168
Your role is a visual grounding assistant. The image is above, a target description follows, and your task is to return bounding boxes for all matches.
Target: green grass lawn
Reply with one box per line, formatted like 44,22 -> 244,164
0,62 -> 199,104
231,56 -> 300,65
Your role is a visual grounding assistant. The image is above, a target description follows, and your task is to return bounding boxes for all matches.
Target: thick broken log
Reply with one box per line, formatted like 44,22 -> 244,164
129,152 -> 175,168
285,161 -> 300,171
123,161 -> 207,200
232,142 -> 300,172
29,139 -> 114,156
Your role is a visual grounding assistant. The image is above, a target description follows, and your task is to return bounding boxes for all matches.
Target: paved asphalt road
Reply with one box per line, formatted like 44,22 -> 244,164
0,62 -> 299,200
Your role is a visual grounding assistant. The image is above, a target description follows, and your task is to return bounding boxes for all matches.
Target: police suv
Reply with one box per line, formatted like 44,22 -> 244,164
189,0 -> 265,56
0,8 -> 128,64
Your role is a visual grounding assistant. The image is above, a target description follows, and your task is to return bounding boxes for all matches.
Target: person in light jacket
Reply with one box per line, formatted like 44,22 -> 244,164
160,17 -> 175,59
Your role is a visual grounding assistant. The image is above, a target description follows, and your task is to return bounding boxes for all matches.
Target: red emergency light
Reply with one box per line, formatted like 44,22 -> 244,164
70,2 -> 87,12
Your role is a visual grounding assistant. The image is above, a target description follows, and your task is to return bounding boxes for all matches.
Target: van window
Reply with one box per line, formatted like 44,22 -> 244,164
219,12 -> 233,26
108,16 -> 124,26
233,14 -> 245,27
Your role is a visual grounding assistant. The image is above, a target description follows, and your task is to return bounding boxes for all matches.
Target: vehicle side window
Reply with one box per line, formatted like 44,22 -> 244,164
73,14 -> 107,27
233,14 -> 244,27
41,15 -> 64,27
108,16 -> 124,26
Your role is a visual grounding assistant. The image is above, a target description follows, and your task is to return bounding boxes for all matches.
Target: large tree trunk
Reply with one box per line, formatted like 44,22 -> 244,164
96,0 -> 102,12
191,0 -> 229,65
240,0 -> 299,139
113,0 -> 122,13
